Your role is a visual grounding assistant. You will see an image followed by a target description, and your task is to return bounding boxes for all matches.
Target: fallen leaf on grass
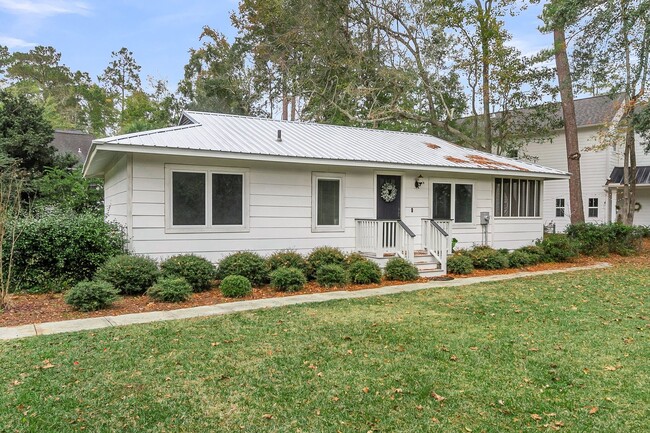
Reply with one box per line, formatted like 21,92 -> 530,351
416,405 -> 423,411
262,414 -> 273,420
588,407 -> 599,415
431,417 -> 440,423
604,365 -> 622,371
469,346 -> 478,351
450,355 -> 458,362
430,391 -> 446,402
362,387 -> 370,393
531,414 -> 542,421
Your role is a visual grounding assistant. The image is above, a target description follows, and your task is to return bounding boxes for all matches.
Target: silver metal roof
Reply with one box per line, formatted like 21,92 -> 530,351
86,111 -> 569,178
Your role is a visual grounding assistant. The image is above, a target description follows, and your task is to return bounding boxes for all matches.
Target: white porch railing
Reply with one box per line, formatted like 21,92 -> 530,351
355,219 -> 415,261
421,219 -> 452,273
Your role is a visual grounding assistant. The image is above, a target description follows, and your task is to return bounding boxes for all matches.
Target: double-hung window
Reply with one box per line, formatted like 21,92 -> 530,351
494,178 -> 541,217
588,198 -> 599,218
555,198 -> 565,217
432,182 -> 474,223
312,173 -> 344,232
167,165 -> 248,232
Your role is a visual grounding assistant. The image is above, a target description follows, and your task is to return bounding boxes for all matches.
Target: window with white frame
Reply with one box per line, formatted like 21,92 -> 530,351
494,178 -> 541,217
556,198 -> 565,217
167,165 -> 248,232
312,173 -> 344,231
588,198 -> 599,218
432,182 -> 473,223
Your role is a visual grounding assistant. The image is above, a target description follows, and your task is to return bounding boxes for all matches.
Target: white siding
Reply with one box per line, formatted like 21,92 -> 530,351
104,155 -> 128,227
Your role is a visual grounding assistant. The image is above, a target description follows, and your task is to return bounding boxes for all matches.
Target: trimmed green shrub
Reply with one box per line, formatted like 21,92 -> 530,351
639,225 -> 650,238
345,252 -> 369,268
316,264 -> 348,287
270,267 -> 307,292
8,213 -> 126,292
160,255 -> 215,292
96,254 -> 159,295
566,223 -> 643,256
266,251 -> 307,275
447,254 -> 474,275
220,275 -> 252,298
508,250 -> 534,268
307,246 -> 346,279
64,280 -> 119,312
348,260 -> 382,284
384,257 -> 419,281
147,277 -> 192,303
517,245 -> 547,263
537,235 -> 579,262
217,252 -> 268,287
467,246 -> 509,270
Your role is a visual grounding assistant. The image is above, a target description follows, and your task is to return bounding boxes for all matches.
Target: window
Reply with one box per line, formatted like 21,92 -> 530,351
432,182 -> 473,223
555,198 -> 565,217
494,178 -> 541,217
166,165 -> 248,232
588,198 -> 599,218
312,173 -> 344,231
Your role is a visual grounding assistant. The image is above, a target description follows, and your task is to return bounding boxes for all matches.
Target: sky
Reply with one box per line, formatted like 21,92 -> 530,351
0,0 -> 553,92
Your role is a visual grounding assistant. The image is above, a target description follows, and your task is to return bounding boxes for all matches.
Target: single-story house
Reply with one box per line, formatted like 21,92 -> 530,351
83,112 -> 569,275
50,130 -> 94,163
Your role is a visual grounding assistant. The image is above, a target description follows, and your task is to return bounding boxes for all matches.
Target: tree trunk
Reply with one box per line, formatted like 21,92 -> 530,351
624,127 -> 637,224
554,27 -> 585,224
282,94 -> 289,121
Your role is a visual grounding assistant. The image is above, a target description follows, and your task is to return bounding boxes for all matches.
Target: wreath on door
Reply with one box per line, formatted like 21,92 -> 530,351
380,180 -> 398,202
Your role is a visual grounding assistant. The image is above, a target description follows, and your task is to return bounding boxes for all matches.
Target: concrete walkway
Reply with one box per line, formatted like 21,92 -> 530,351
0,263 -> 610,341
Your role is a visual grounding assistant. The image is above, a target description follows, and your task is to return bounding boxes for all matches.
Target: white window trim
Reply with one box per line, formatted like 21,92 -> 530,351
429,179 -> 476,225
588,197 -> 599,218
312,172 -> 345,232
556,198 -> 566,218
165,164 -> 250,234
494,177 -> 543,219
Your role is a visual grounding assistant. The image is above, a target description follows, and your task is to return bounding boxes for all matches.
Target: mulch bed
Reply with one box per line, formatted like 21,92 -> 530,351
2,241 -> 648,328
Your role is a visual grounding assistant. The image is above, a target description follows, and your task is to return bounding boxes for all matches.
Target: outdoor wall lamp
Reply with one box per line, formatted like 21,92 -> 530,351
415,175 -> 424,189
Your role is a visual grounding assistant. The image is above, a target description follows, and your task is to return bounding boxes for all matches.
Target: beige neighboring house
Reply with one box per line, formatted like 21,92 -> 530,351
520,94 -> 650,232
50,130 -> 94,163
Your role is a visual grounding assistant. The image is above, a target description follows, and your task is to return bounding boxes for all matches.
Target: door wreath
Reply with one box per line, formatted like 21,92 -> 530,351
380,180 -> 398,202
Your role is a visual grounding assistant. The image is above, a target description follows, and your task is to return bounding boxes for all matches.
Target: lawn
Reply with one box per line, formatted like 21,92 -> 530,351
1,264 -> 648,432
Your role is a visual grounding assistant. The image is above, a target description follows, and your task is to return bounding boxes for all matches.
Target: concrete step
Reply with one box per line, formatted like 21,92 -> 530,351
419,268 -> 446,278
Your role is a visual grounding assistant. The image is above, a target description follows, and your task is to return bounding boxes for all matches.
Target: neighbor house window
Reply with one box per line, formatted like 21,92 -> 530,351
312,173 -> 344,231
166,165 -> 248,232
432,182 -> 473,223
494,178 -> 541,217
588,198 -> 599,218
556,198 -> 565,217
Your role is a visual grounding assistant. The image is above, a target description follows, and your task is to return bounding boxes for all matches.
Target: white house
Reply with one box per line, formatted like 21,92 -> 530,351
521,94 -> 650,232
83,112 -> 568,274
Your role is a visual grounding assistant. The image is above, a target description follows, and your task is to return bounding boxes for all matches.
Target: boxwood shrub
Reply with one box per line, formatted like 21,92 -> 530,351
8,213 -> 126,293
161,254 -> 215,292
466,246 -> 509,270
537,235 -> 579,262
217,252 -> 268,287
64,280 -> 119,312
270,267 -> 307,292
344,252 -> 369,268
220,275 -> 252,298
508,250 -> 534,268
566,223 -> 643,256
384,257 -> 419,281
95,254 -> 159,295
266,251 -> 307,275
307,246 -> 346,279
147,277 -> 193,303
348,260 -> 382,284
316,264 -> 348,287
447,254 -> 474,275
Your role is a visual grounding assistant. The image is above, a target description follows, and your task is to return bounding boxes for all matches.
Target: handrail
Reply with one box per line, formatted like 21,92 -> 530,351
397,220 -> 416,238
421,218 -> 450,237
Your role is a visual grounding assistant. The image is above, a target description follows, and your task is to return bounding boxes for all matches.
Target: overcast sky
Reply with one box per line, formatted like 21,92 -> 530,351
0,0 -> 553,91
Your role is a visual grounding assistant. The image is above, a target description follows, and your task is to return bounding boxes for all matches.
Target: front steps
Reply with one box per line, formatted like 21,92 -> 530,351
361,250 -> 444,277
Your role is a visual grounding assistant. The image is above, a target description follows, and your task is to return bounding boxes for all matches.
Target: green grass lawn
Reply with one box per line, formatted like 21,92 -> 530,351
1,265 -> 648,432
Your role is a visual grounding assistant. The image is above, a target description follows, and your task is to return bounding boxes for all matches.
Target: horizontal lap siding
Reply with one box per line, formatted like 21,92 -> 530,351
492,219 -> 543,249
104,155 -> 128,227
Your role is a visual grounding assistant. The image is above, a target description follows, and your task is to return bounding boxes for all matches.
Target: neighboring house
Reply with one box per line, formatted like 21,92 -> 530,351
50,130 -> 94,163
521,95 -> 650,232
83,112 -> 568,275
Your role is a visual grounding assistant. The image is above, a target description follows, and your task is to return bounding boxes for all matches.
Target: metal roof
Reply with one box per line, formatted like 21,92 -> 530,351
86,112 -> 569,178
608,166 -> 650,185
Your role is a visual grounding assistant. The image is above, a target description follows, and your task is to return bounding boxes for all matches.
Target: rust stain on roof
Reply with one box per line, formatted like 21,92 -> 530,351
425,142 -> 440,149
466,154 -> 530,171
445,156 -> 469,164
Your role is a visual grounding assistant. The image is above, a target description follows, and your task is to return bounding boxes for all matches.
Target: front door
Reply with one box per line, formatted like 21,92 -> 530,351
377,175 -> 401,219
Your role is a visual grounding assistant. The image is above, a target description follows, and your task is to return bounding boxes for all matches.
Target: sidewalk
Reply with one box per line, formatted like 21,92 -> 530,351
0,263 -> 610,341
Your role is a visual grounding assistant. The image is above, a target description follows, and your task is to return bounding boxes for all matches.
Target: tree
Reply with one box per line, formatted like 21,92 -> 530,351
121,78 -> 181,134
0,158 -> 24,309
99,47 -> 142,121
31,166 -> 103,215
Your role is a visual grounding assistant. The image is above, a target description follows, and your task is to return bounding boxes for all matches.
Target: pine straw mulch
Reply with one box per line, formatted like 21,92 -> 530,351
2,240 -> 648,328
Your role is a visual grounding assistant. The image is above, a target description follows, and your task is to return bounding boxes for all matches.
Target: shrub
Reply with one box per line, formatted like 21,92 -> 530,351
266,251 -> 307,275
508,250 -> 534,268
537,235 -> 579,262
517,245 -> 547,263
96,254 -> 159,295
8,213 -> 126,292
147,277 -> 192,303
270,267 -> 307,292
220,275 -> 252,298
64,280 -> 119,312
217,252 -> 268,287
384,257 -> 419,281
161,255 -> 215,292
307,246 -> 346,279
467,246 -> 509,270
447,254 -> 474,275
566,223 -> 643,256
345,252 -> 369,267
316,264 -> 348,287
348,260 -> 382,284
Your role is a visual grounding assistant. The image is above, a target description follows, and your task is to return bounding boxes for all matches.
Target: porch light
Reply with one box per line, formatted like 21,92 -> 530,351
415,175 -> 424,189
